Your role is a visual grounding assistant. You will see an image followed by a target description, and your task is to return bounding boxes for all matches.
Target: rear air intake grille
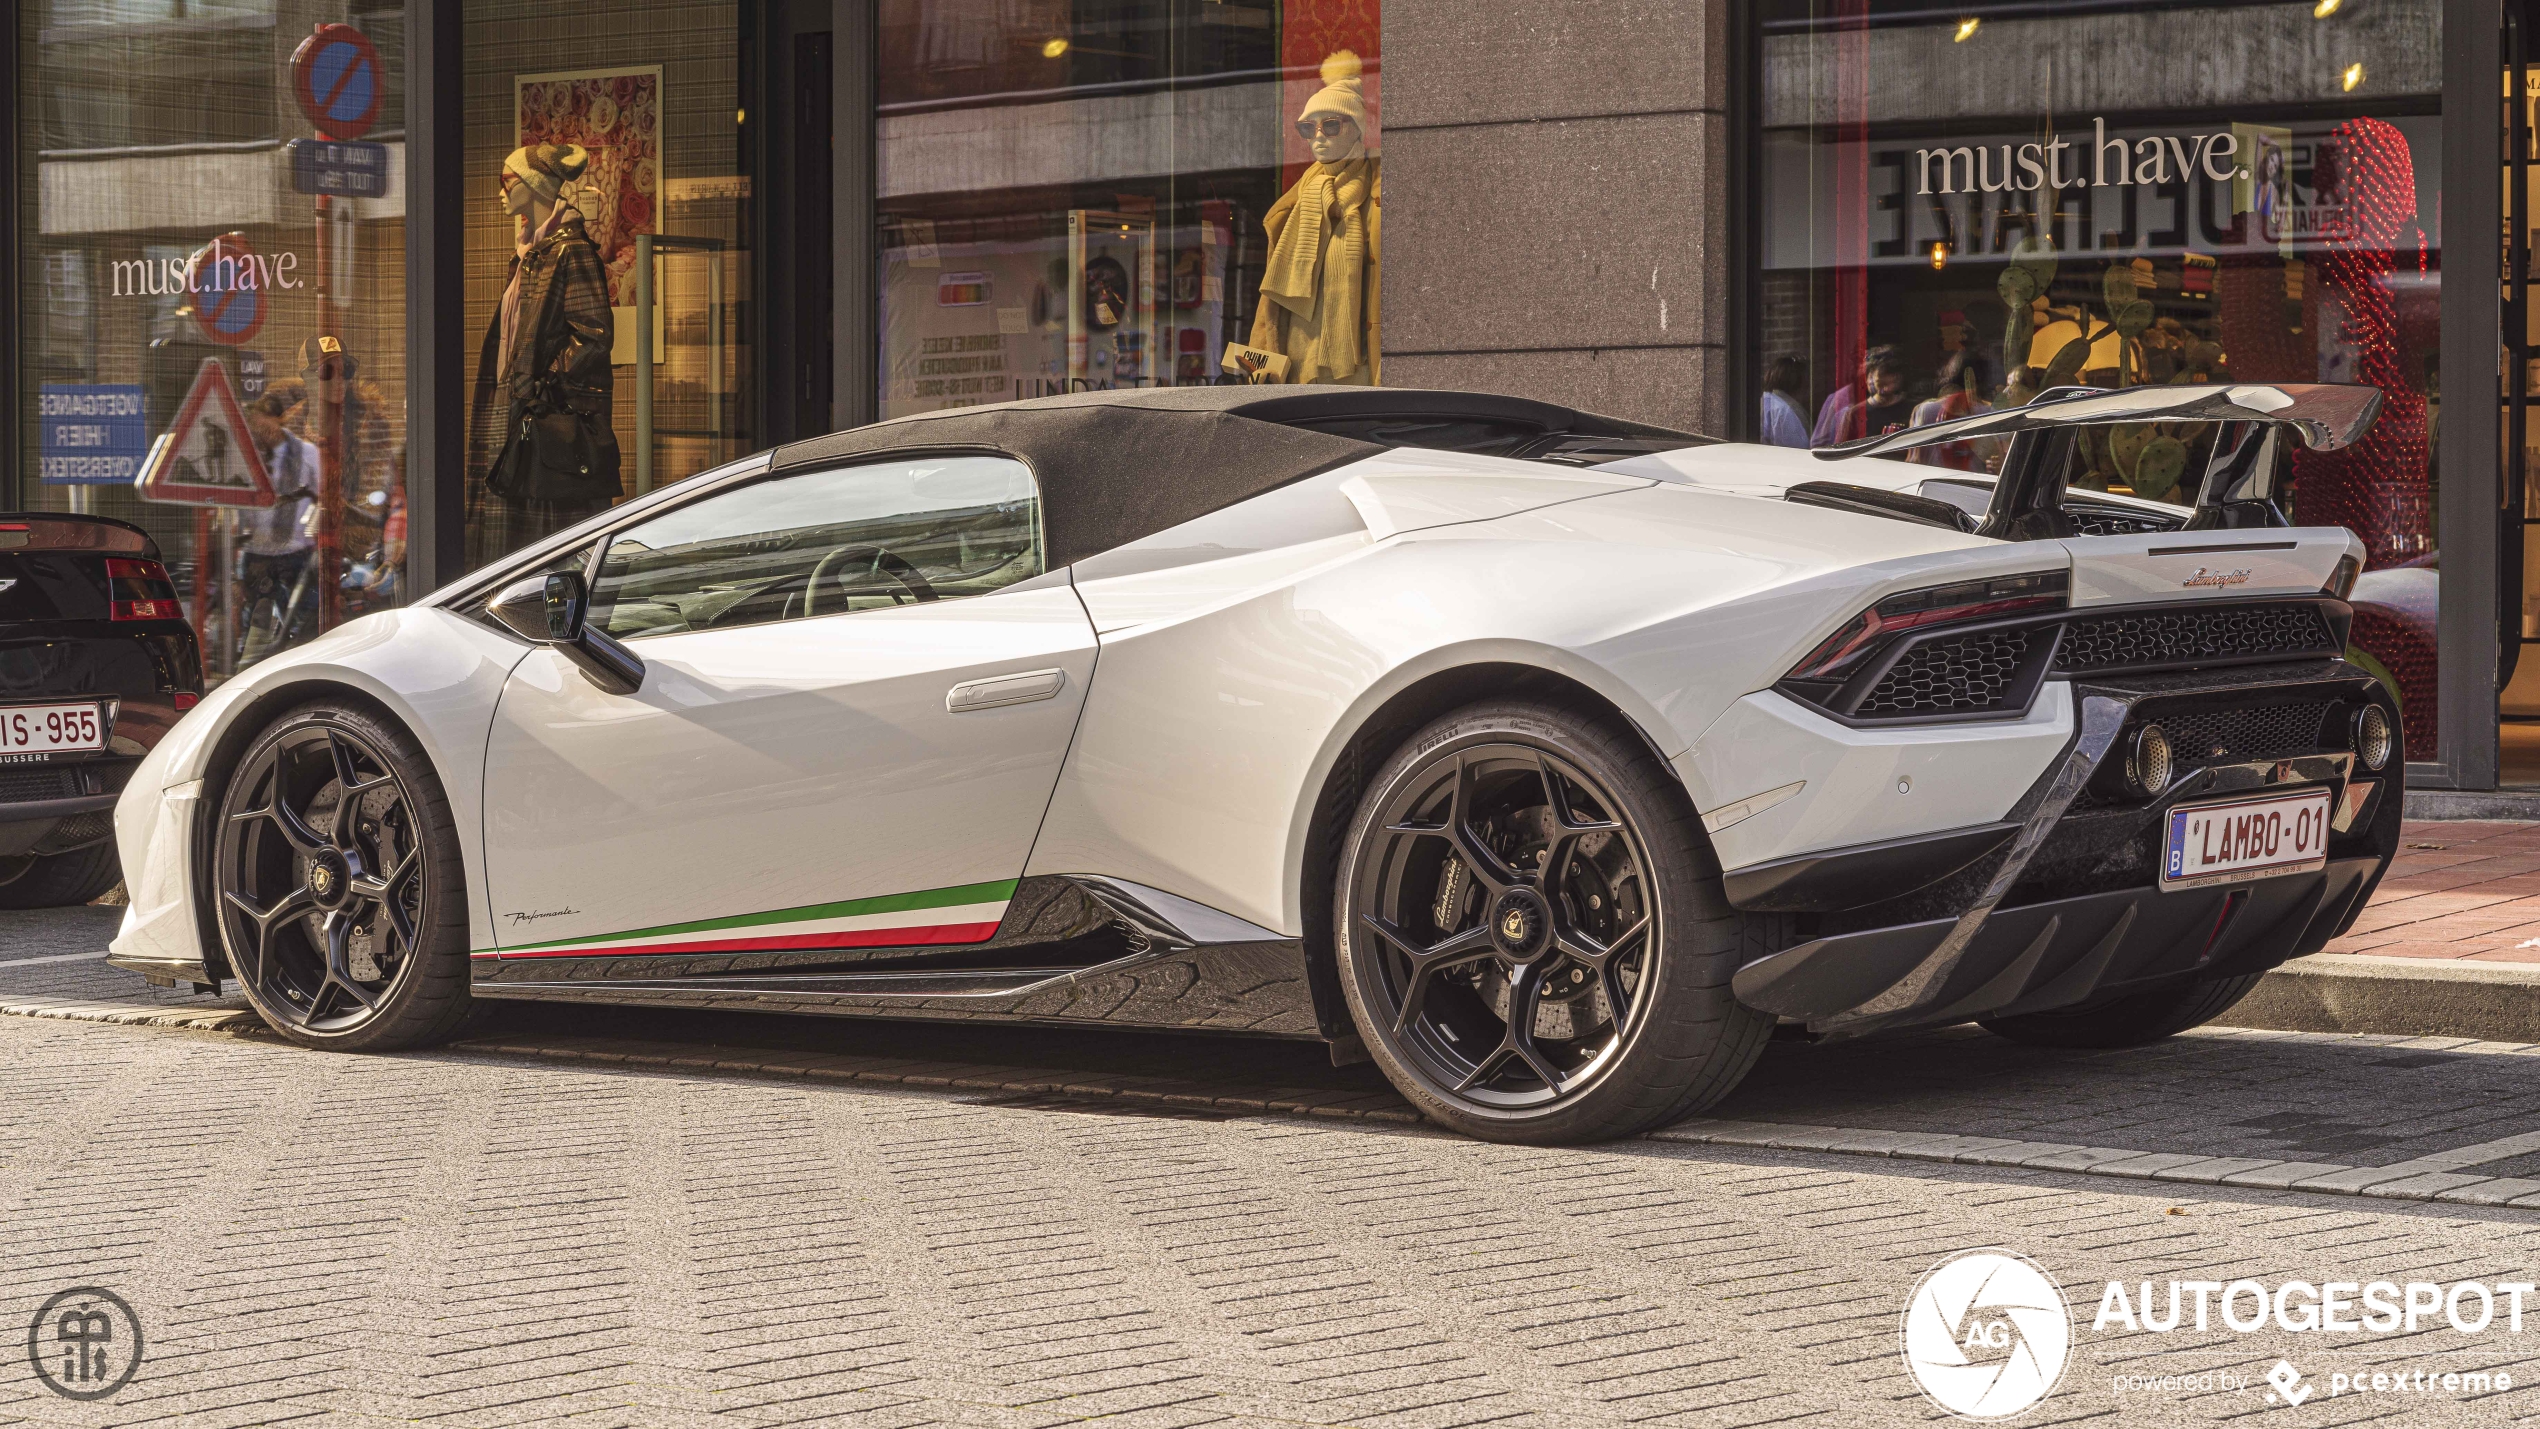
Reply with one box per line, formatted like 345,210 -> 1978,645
0,767 -> 81,804
1855,627 -> 2042,717
2054,604 -> 2337,675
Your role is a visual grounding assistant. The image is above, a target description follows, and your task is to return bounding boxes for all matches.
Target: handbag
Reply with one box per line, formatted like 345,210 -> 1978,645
1220,342 -> 1291,384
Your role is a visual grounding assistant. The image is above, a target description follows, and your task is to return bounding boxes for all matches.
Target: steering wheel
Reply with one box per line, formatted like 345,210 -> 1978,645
804,544 -> 938,616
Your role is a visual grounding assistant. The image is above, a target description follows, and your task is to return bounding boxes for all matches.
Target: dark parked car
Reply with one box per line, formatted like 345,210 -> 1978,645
0,514 -> 200,907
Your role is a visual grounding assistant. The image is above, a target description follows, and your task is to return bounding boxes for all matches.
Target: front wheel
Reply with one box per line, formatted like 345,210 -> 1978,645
1979,972 -> 2265,1049
1334,699 -> 1773,1144
212,701 -> 472,1050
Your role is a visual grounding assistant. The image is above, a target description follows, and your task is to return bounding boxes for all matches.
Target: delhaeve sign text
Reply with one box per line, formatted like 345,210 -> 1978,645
1917,119 -> 2242,196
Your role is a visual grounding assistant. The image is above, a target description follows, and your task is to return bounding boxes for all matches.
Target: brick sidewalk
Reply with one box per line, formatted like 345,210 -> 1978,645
2324,819 -> 2540,963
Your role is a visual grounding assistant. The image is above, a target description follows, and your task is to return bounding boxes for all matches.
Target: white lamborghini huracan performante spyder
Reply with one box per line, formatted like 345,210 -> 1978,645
107,384 -> 2402,1144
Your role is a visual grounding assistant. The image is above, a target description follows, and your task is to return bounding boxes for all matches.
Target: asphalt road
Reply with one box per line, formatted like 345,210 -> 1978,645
8,907 -> 2540,1426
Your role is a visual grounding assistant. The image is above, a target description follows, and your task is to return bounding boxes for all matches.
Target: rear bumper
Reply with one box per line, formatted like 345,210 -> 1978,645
1729,660 -> 2401,1036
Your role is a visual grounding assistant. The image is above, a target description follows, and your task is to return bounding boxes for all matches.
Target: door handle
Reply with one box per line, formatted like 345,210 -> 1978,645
946,668 -> 1067,712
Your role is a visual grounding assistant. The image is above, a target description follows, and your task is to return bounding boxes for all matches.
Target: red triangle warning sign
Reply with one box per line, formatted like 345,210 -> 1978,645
136,358 -> 276,508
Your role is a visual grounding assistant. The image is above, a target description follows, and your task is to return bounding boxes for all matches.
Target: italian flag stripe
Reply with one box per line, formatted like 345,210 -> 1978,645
475,879 -> 1018,960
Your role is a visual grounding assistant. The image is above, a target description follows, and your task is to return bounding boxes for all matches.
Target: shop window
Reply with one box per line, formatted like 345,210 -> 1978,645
586,455 -> 1042,639
876,0 -> 1384,418
17,0 -> 412,684
1757,0 -> 2443,756
460,0 -> 756,570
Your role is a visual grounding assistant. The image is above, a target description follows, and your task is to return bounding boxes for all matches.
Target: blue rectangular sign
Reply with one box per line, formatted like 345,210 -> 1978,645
38,384 -> 147,485
288,138 -> 391,199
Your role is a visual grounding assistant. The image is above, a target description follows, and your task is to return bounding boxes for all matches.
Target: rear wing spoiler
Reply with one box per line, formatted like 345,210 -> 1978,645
1812,383 -> 2385,540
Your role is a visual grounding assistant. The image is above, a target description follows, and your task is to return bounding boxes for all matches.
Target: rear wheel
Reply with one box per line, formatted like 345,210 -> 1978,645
212,701 -> 471,1050
0,842 -> 123,909
1979,972 -> 2265,1049
1334,699 -> 1772,1144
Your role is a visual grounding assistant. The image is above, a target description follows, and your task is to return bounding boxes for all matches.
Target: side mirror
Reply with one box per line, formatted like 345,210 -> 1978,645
488,570 -> 644,695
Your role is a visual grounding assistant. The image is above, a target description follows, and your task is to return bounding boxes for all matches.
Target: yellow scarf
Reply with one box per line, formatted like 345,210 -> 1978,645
1258,154 -> 1375,382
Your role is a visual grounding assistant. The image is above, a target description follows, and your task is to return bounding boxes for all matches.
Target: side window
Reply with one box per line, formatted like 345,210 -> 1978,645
587,456 -> 1042,640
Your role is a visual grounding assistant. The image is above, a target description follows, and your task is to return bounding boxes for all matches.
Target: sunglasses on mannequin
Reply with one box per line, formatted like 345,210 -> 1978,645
1295,117 -> 1355,138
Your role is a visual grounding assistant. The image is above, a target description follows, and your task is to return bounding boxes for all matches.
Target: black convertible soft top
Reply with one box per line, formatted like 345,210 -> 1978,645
769,387 -> 1697,569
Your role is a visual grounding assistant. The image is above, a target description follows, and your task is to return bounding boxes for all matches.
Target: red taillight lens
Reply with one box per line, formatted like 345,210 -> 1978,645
105,556 -> 182,621
173,692 -> 199,712
1788,570 -> 2071,681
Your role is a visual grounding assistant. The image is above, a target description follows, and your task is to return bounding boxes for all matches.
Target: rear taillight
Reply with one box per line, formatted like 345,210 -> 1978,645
173,692 -> 199,712
1787,570 -> 2070,681
2325,555 -> 2361,601
105,557 -> 182,621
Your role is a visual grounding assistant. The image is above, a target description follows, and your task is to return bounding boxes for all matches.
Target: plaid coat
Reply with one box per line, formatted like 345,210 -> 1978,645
467,209 -> 619,562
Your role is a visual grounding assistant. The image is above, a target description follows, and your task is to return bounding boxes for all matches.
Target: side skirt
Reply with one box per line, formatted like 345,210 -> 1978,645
469,875 -> 1321,1038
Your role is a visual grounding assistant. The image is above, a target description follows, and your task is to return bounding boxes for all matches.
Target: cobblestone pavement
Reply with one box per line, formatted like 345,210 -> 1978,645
12,911 -> 2540,1423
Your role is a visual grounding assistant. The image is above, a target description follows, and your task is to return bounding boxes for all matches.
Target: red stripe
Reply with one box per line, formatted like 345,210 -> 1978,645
487,919 -> 1004,960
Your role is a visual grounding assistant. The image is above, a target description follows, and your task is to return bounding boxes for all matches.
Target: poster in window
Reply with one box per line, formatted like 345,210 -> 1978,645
515,65 -> 663,308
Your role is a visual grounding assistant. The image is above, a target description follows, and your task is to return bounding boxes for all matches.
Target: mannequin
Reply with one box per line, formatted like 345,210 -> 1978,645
1244,51 -> 1380,385
467,142 -> 620,566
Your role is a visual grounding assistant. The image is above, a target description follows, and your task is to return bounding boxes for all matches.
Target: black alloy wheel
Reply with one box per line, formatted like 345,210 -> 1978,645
1336,700 -> 1773,1143
213,703 -> 470,1050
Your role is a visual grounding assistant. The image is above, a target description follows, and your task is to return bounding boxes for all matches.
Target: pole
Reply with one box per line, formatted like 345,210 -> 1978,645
219,510 -> 237,680
312,193 -> 345,629
636,233 -> 655,494
187,507 -> 213,646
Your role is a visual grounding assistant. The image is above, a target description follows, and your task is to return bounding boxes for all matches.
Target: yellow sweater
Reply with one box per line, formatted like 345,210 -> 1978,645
1251,154 -> 1381,384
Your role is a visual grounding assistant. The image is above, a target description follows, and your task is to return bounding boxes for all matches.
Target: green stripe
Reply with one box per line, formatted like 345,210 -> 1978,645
500,878 -> 1020,953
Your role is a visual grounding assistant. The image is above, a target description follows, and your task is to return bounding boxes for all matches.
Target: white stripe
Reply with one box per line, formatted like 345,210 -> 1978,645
0,951 -> 111,968
511,898 -> 1012,956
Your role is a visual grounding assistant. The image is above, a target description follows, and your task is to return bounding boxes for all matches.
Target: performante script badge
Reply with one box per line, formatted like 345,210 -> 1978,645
2181,566 -> 2253,588
1901,1250 -> 2070,1419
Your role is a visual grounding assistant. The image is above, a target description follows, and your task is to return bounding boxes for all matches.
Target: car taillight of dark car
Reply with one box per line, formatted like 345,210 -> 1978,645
105,557 -> 182,622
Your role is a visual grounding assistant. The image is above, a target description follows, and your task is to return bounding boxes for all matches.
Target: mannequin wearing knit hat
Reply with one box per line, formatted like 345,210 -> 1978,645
1248,51 -> 1380,385
466,141 -> 619,564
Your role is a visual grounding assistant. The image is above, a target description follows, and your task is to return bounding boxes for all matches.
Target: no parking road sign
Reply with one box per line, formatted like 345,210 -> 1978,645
188,233 -> 267,347
290,24 -> 383,142
136,359 -> 275,509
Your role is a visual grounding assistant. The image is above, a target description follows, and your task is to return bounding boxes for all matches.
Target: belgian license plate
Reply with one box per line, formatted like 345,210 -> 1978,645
0,702 -> 106,757
2162,788 -> 2334,891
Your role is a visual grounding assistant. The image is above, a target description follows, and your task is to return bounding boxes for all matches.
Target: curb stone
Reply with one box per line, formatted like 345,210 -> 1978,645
2221,953 -> 2540,1042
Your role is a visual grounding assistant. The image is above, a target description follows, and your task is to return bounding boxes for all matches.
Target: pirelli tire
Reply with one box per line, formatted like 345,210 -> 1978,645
211,700 -> 473,1052
1334,698 -> 1775,1145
